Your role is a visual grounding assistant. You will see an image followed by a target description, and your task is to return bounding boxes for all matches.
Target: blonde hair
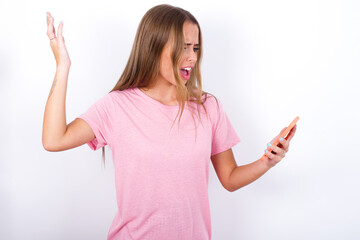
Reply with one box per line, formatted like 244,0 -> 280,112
101,4 -> 218,166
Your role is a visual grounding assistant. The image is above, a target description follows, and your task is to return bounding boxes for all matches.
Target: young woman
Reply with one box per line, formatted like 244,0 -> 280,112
43,4 -> 297,240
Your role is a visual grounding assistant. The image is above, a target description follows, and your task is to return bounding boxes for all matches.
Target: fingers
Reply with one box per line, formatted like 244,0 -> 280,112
266,143 -> 287,158
46,12 -> 49,24
264,149 -> 277,160
270,127 -> 286,144
265,150 -> 282,163
57,21 -> 63,38
264,144 -> 284,164
263,125 -> 298,166
46,12 -> 56,40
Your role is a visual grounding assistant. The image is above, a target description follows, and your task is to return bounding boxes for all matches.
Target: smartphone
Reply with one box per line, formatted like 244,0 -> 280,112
260,116 -> 299,161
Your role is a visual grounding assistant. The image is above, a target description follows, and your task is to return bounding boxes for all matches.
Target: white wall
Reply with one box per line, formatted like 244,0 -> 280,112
1,0 -> 359,239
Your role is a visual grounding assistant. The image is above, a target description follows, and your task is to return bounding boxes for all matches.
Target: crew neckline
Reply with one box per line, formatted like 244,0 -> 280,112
133,87 -> 181,109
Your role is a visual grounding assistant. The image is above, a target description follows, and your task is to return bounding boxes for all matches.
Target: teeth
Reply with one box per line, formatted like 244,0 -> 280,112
184,67 -> 191,71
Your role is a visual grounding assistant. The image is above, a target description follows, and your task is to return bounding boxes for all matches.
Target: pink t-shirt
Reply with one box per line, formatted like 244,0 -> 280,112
77,87 -> 241,240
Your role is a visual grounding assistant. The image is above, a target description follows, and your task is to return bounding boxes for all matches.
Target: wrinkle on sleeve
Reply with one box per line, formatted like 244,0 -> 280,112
210,97 -> 241,156
77,93 -> 113,151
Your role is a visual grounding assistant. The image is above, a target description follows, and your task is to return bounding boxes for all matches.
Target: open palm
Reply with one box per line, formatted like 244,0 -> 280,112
46,12 -> 71,68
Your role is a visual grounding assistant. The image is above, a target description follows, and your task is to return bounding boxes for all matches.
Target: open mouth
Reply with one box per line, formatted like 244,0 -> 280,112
179,67 -> 192,80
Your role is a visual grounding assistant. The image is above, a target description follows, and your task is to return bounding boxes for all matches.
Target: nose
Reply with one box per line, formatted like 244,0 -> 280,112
186,50 -> 197,64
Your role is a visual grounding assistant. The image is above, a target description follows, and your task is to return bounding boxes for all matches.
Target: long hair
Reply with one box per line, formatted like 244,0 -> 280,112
100,4 -> 218,166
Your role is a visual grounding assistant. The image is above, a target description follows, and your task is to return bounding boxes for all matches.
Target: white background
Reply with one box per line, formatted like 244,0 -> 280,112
1,0 -> 359,239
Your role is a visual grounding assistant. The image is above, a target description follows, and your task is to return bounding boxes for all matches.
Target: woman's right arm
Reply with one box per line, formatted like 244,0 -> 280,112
42,12 -> 95,152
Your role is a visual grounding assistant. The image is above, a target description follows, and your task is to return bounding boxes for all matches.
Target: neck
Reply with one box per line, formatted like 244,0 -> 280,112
139,78 -> 179,106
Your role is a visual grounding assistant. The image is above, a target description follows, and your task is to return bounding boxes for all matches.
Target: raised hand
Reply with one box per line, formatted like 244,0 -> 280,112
46,12 -> 71,68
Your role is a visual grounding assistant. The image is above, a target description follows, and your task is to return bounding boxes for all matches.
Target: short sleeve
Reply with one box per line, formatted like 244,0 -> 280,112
77,93 -> 113,151
211,98 -> 241,156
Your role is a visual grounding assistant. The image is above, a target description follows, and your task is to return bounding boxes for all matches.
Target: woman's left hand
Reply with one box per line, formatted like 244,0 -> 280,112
264,124 -> 297,168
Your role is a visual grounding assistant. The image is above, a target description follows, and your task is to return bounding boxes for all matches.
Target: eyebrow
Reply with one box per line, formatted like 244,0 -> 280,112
185,43 -> 200,47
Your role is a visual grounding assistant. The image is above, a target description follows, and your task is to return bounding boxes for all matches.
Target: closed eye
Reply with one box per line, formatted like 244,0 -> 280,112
184,47 -> 200,52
